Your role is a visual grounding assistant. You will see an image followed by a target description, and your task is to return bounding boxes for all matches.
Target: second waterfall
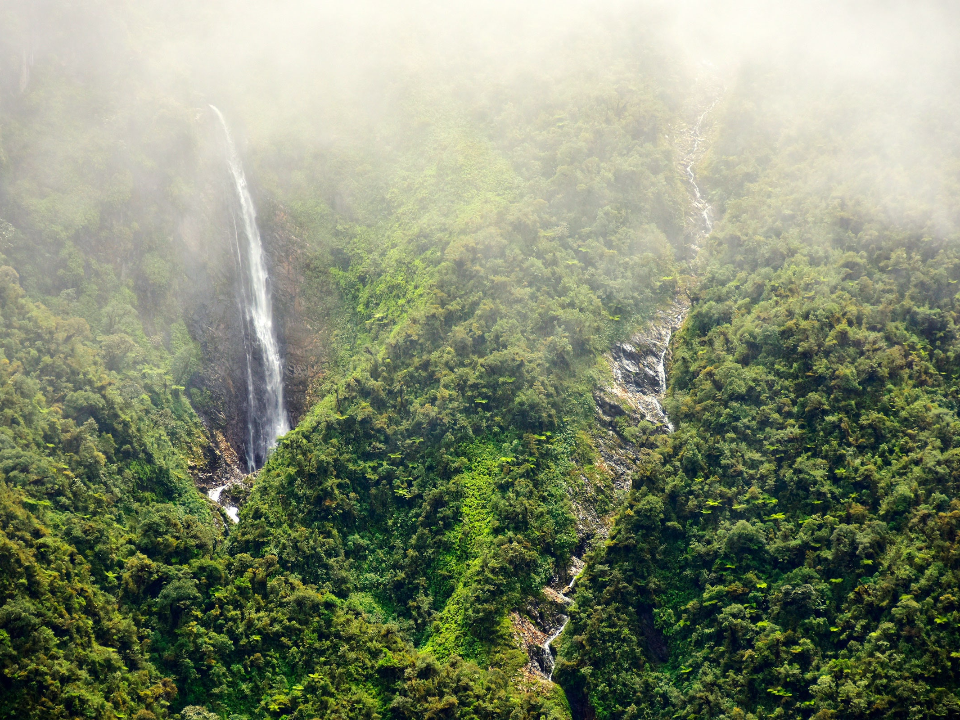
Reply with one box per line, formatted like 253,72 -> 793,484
211,106 -> 289,471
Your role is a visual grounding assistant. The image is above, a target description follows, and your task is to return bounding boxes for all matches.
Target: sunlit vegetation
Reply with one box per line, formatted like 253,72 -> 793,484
4,2 -> 960,718
556,62 -> 960,718
0,2 -> 684,718
229,35 -> 685,685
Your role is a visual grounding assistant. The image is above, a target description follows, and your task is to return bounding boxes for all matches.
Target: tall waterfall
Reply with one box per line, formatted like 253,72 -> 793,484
211,106 -> 289,471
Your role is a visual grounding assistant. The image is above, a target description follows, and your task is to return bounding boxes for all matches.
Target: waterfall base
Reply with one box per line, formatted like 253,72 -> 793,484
192,429 -> 252,525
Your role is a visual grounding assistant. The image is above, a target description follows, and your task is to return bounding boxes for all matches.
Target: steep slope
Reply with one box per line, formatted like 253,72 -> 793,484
233,60 -> 688,673
0,3 -> 691,717
556,63 -> 960,719
0,259 -> 207,719
9,4 -> 960,719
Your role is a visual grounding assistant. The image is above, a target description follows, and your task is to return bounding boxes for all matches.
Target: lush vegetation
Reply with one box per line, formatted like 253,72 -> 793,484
0,256 -> 207,718
6,3 -> 960,719
556,64 -> 960,718
0,259 -> 574,718
1,2 -> 686,718
236,58 -> 685,664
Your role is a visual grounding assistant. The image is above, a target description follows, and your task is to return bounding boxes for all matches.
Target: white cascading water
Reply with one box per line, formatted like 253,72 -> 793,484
654,329 -> 676,432
684,100 -> 719,242
211,106 -> 289,472
536,90 -> 719,681
542,615 -> 568,680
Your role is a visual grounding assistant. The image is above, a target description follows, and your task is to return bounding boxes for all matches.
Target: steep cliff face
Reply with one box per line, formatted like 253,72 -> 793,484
548,86 -> 720,713
175,117 -> 324,480
512,299 -> 691,684
587,298 -> 691,528
600,298 -> 689,430
261,209 -> 328,426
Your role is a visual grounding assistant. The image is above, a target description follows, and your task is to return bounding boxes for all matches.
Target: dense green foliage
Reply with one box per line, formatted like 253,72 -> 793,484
556,67 -> 960,718
236,63 -> 684,662
0,259 -> 206,718
6,3 -> 960,719
0,253 -> 575,718
1,3 -> 685,718
0,150 -> 585,720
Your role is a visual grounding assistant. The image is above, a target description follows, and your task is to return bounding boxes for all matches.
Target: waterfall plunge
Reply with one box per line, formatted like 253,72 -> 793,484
211,106 -> 289,472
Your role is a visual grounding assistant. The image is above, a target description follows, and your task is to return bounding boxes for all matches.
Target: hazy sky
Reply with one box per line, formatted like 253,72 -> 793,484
4,0 -> 958,223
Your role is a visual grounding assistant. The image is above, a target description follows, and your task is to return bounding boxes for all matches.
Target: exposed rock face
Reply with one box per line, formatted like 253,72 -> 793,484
525,84 -> 722,691
189,430 -> 249,524
592,298 -> 690,494
191,431 -> 245,492
512,609 -> 562,682
513,539 -> 581,679
606,298 -> 689,427
261,209 -> 326,428
513,300 -> 689,681
177,115 -> 324,481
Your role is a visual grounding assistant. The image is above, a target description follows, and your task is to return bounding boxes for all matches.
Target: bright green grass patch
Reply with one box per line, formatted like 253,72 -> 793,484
425,576 -> 516,663
424,441 -> 504,660
454,441 -> 500,554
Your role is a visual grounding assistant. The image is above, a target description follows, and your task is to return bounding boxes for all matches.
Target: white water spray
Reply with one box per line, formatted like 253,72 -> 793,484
534,90 -> 720,680
207,485 -> 240,524
653,327 -> 676,432
539,564 -> 585,680
683,99 -> 719,244
211,106 -> 289,472
542,615 -> 568,680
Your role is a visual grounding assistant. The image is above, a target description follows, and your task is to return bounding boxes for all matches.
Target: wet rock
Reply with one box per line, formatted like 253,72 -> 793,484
535,87 -> 721,693
511,587 -> 572,682
178,117 -> 324,471
192,430 -> 245,493
190,430 -> 250,524
601,297 -> 690,432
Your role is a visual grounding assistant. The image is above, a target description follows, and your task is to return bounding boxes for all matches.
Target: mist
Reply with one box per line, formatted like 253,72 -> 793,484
4,2 -> 960,717
7,1 -> 958,145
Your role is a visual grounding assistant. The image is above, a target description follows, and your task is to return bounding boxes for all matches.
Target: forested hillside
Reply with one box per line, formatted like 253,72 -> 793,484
235,45 -> 687,661
3,2 -> 960,719
0,2 -> 684,717
556,56 -> 960,719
